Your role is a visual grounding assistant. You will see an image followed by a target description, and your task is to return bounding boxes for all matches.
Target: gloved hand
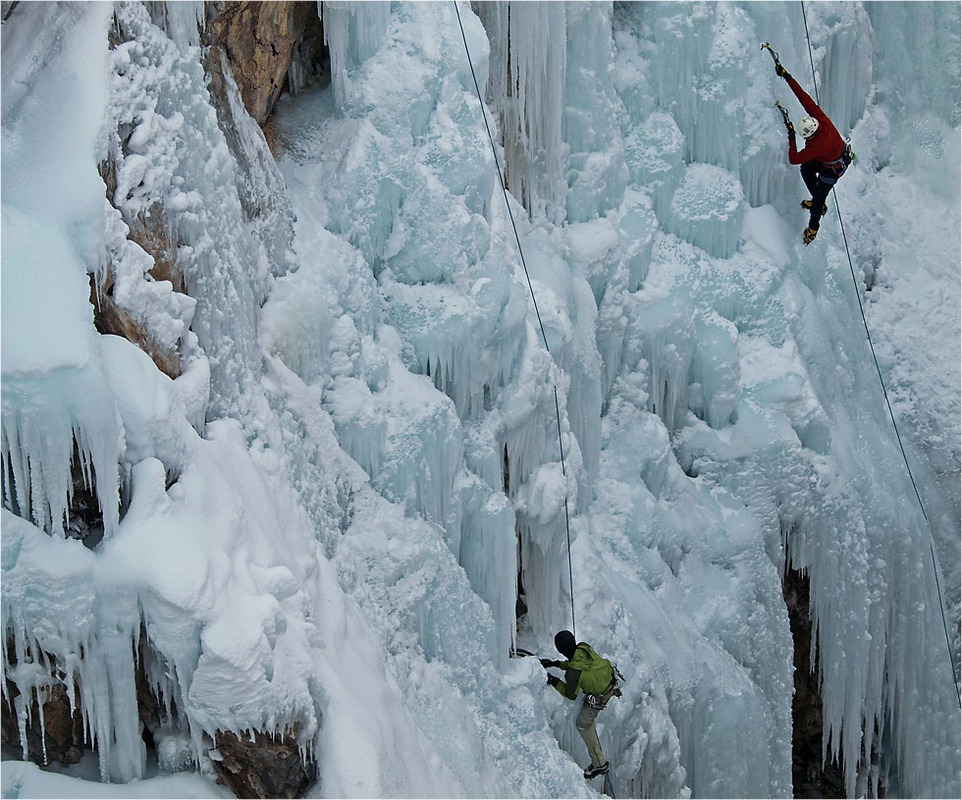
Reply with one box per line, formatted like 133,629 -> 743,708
786,121 -> 795,137
540,658 -> 559,669
547,674 -> 561,688
776,63 -> 789,80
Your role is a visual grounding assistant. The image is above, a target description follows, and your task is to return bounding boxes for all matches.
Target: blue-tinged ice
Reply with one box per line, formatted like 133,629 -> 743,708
2,0 -> 959,798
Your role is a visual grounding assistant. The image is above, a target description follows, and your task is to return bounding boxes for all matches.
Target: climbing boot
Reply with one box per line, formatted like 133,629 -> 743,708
803,227 -> 818,245
801,199 -> 828,216
584,762 -> 610,779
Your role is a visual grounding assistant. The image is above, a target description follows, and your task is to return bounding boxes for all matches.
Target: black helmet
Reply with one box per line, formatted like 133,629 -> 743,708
554,630 -> 576,659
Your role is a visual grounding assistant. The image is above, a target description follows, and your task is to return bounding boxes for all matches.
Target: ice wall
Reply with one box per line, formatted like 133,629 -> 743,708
321,0 -> 392,110
2,0 -> 320,784
1,2 -> 122,541
476,1 -> 568,221
278,1 -> 797,795
106,1 -> 278,419
2,1 -> 959,798
474,0 -> 959,794
605,2 -> 960,796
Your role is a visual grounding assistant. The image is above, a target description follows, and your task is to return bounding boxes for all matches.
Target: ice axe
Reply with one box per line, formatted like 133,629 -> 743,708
762,41 -> 792,79
763,44 -> 795,134
760,42 -> 782,70
774,100 -> 794,134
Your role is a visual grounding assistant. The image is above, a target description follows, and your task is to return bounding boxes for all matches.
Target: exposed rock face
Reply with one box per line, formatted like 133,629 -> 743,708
1,647 -> 318,798
207,1 -> 326,126
213,728 -> 317,799
1,679 -> 87,768
65,444 -> 107,549
784,566 -> 847,798
96,154 -> 185,379
90,270 -> 183,380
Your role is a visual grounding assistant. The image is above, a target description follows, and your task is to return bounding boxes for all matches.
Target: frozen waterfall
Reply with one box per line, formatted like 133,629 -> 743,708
1,1 -> 959,798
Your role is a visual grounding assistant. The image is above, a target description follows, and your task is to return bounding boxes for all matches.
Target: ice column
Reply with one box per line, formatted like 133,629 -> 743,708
321,0 -> 392,109
563,2 -> 627,222
476,1 -> 567,221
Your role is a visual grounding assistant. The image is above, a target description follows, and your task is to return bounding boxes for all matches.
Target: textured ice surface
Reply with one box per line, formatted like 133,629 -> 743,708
1,1 -> 959,797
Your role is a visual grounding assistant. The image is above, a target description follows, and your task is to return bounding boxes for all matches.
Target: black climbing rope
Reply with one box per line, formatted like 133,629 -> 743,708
800,0 -> 961,705
453,1 -> 577,639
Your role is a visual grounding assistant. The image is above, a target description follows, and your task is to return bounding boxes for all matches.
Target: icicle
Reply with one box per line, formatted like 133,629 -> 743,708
457,475 -> 516,666
1,366 -> 122,541
322,1 -> 392,109
477,1 -> 567,220
145,1 -> 205,52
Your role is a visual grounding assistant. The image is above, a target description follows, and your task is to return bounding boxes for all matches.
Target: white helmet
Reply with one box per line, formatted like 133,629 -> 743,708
799,115 -> 819,139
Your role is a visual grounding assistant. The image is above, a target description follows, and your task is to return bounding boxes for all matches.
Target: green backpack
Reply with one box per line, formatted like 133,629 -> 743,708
569,643 -> 615,695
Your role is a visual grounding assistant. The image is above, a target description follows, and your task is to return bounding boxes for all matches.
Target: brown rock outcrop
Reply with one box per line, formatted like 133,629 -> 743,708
784,566 -> 847,798
90,269 -> 183,380
207,2 -> 325,126
213,727 -> 316,798
1,680 -> 87,768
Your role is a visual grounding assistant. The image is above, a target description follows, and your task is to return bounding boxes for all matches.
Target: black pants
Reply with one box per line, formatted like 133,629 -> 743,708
800,160 -> 833,230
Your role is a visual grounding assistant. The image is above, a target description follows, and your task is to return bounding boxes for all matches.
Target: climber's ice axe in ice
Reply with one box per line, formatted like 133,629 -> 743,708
774,100 -> 793,132
763,43 -> 794,132
760,42 -> 782,70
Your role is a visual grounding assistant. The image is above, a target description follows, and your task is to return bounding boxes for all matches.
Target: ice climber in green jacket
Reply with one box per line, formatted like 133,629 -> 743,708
541,630 -> 621,779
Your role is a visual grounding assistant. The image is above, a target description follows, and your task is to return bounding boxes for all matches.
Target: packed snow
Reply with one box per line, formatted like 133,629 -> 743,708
1,2 -> 959,799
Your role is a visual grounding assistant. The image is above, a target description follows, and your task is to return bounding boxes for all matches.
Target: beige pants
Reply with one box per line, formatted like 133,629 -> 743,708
576,699 -> 606,767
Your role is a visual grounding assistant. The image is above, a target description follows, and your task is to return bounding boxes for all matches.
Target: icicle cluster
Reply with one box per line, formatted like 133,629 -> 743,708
321,0 -> 392,110
476,1 -> 568,221
2,1 -> 959,797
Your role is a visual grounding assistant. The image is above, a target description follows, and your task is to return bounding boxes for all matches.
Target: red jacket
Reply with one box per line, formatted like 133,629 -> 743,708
786,75 -> 845,165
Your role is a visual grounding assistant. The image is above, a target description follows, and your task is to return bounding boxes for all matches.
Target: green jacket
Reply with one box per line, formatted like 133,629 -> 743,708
553,643 -> 614,700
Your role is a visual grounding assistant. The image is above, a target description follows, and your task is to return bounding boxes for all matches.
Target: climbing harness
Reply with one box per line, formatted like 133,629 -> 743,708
815,158 -> 846,185
816,140 -> 855,185
586,664 -> 624,709
798,0 -> 961,705
453,1 -> 577,639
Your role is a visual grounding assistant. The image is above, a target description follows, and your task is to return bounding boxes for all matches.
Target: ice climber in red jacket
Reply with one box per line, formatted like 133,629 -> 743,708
775,61 -> 852,245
